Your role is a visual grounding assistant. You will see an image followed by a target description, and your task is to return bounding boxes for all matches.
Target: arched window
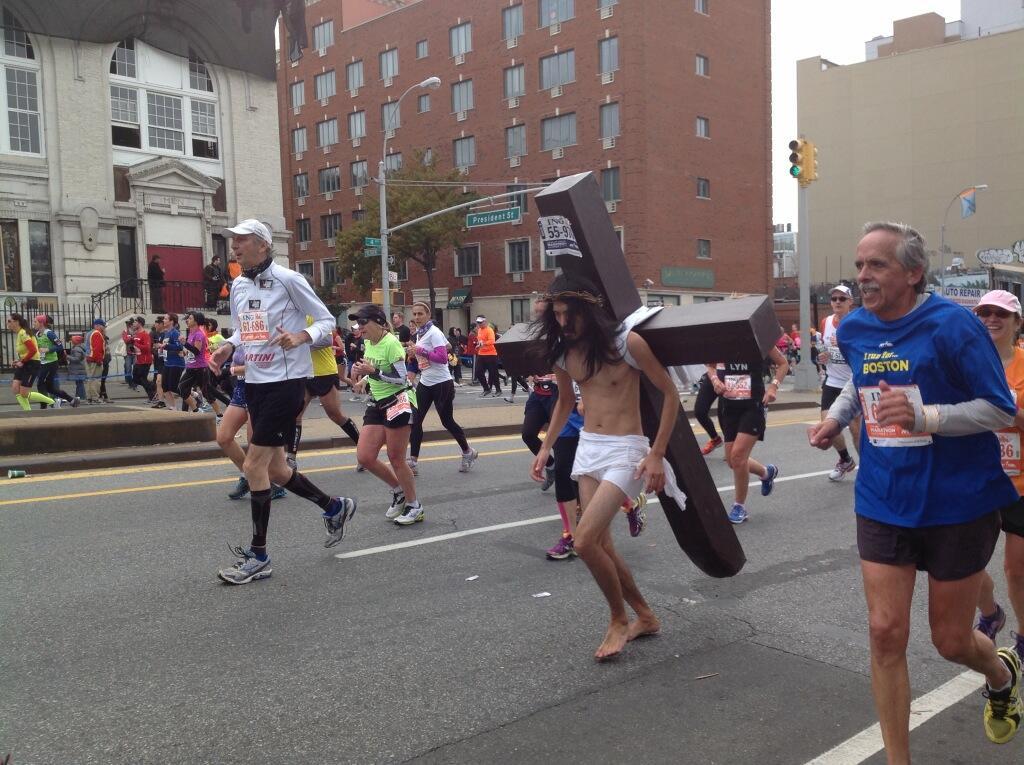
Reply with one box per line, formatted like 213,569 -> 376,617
109,38 -> 219,161
0,6 -> 41,155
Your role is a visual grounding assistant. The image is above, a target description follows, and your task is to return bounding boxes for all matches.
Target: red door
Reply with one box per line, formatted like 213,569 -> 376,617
147,245 -> 203,313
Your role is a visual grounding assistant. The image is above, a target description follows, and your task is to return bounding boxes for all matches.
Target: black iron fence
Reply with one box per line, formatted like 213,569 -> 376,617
91,279 -> 210,320
1,298 -> 98,373
773,281 -> 861,303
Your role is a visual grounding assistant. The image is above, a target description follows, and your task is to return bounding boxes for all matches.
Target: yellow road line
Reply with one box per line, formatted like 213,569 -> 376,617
5,411 -> 819,489
0,448 -> 526,507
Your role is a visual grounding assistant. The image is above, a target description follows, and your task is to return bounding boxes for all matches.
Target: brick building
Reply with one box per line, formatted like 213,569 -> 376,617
278,0 -> 772,331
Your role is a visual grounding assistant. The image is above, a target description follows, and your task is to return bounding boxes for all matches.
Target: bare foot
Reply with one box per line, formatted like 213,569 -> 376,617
626,614 -> 661,641
595,621 -> 631,661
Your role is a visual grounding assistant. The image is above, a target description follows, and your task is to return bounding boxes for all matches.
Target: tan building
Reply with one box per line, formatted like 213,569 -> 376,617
796,10 -> 1024,286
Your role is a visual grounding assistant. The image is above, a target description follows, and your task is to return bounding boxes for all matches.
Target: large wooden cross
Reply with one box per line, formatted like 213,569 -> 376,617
497,172 -> 780,578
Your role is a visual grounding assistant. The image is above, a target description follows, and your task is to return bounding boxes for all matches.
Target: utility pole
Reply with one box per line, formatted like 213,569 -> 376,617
788,138 -> 818,392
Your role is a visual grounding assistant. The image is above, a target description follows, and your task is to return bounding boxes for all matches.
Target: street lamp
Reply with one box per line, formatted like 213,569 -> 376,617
378,75 -> 441,320
939,183 -> 987,293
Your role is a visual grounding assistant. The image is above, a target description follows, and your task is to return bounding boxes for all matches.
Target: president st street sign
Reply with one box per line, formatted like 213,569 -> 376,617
466,207 -> 521,228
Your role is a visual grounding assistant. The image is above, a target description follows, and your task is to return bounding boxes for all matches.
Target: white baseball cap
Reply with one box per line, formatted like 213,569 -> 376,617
225,219 -> 272,245
830,284 -> 853,298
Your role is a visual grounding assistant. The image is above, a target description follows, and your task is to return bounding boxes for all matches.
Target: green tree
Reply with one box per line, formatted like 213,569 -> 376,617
336,151 -> 476,314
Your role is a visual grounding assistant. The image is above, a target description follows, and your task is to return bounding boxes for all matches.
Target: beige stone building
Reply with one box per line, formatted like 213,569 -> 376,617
796,6 -> 1024,286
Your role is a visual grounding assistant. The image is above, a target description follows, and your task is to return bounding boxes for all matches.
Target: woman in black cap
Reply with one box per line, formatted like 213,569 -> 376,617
348,304 -> 423,526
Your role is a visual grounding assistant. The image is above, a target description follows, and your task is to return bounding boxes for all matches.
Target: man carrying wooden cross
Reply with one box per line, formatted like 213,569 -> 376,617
530,271 -> 688,660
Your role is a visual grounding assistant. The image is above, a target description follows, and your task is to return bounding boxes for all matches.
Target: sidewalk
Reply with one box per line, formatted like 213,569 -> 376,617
0,381 -> 822,475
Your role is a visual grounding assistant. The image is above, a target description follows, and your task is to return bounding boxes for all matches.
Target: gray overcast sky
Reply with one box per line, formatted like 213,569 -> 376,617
771,0 -> 962,225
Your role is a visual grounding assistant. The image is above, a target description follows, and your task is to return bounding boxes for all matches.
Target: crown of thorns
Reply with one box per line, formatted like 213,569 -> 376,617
541,289 -> 605,306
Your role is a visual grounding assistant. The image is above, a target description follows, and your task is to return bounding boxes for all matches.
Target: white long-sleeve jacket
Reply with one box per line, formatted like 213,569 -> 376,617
226,261 -> 334,383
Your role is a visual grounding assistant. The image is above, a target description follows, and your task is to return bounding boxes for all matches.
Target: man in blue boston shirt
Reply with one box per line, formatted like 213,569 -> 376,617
810,222 -> 1022,757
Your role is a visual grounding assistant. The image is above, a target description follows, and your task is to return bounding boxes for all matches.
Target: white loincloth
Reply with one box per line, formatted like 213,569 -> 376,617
571,431 -> 688,509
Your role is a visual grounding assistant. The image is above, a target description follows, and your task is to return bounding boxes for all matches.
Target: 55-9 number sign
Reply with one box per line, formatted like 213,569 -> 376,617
538,215 -> 582,259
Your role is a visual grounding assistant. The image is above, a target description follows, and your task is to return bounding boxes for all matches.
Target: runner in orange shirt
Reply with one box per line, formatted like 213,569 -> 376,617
473,315 -> 501,397
974,290 -> 1024,662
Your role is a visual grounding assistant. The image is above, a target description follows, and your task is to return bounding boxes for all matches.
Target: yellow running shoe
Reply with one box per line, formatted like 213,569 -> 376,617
984,647 -> 1023,744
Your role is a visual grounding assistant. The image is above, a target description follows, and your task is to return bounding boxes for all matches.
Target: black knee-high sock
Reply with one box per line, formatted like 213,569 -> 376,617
250,489 -> 272,550
289,423 -> 303,459
341,418 -> 359,444
283,469 -> 333,510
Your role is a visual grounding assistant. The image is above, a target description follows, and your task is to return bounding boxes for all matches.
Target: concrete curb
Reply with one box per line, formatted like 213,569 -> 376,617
1,401 -> 818,475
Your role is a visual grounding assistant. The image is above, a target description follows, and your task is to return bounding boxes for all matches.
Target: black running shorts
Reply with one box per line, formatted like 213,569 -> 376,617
1000,496 -> 1024,538
363,402 -> 413,429
718,402 -> 766,443
820,383 -> 844,412
13,360 -> 40,386
162,365 -> 183,394
856,510 -> 1001,581
305,373 -> 339,398
246,379 -> 305,447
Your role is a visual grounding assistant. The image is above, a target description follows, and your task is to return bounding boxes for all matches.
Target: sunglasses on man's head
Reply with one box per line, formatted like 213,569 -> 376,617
831,295 -> 850,302
975,307 -> 1013,319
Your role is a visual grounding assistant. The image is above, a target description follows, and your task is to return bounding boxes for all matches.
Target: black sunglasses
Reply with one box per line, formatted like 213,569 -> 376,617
830,296 -> 850,302
976,307 -> 1013,319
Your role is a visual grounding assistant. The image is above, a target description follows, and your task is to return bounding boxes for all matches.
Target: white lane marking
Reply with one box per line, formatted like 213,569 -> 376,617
335,468 -> 835,559
804,670 -> 983,765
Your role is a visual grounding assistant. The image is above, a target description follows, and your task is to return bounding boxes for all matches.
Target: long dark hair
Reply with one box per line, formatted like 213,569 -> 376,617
8,312 -> 29,330
535,273 -> 620,382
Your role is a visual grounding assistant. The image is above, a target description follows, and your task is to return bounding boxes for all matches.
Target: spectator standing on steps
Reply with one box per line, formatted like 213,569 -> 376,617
203,254 -> 225,310
148,254 -> 165,313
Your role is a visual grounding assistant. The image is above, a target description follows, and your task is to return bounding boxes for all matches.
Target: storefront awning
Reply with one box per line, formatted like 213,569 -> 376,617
447,288 -> 472,309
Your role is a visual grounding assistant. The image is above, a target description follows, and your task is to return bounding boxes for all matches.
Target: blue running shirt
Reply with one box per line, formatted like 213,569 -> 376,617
837,293 -> 1017,527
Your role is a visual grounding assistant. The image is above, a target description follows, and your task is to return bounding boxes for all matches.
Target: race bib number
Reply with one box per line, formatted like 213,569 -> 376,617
184,350 -> 195,365
723,375 -> 752,400
858,384 -> 933,447
827,340 -> 846,365
538,215 -> 582,259
386,391 -> 412,422
998,430 -> 1021,476
239,311 -> 271,344
415,354 -> 430,369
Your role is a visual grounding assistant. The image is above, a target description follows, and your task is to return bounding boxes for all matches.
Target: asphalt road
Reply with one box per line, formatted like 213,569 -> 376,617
2,409 -> 1022,764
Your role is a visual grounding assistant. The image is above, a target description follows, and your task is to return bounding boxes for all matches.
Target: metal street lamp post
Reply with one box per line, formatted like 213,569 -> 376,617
939,184 -> 987,293
378,76 -> 441,319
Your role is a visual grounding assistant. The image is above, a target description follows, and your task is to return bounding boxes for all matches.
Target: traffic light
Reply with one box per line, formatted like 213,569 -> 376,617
788,138 -> 818,185
370,289 -> 405,306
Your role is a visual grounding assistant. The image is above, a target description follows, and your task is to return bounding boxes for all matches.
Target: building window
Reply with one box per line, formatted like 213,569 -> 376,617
507,239 -> 531,273
190,100 -> 217,158
417,93 -> 430,113
110,39 -> 135,77
455,244 -> 480,276
0,218 -> 19,290
314,70 -> 335,100
599,102 -> 619,138
540,50 -> 574,89
322,258 -> 339,286
297,260 -> 315,284
291,126 -> 307,153
348,110 -> 366,139
450,22 -> 472,57
505,124 -> 526,158
384,152 -> 402,174
600,0 -> 618,6
110,85 -> 140,147
696,54 -> 709,76
321,213 -> 341,241
510,298 -> 530,324
312,20 -> 334,51
697,238 -> 711,259
416,39 -> 428,59
352,209 -> 365,222
695,0 -> 709,14
317,117 -> 338,147
188,51 -> 213,92
601,167 -> 620,202
289,80 -> 304,108
453,136 -> 475,168
451,80 -> 474,113
350,159 -> 368,187
503,5 -> 524,39
379,48 -> 398,80
504,65 -> 525,99
507,184 -> 528,215
539,0 -> 574,27
28,220 -> 51,293
346,60 -> 363,91
147,93 -> 183,152
598,37 -> 619,74
2,8 -> 33,59
697,177 -> 710,198
4,67 -> 38,154
422,147 -> 434,165
647,294 -> 681,307
319,166 -> 341,194
696,115 -> 710,138
296,218 -> 311,243
381,101 -> 400,131
394,258 -> 408,281
541,113 -> 576,150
